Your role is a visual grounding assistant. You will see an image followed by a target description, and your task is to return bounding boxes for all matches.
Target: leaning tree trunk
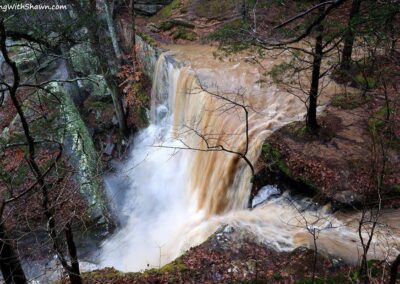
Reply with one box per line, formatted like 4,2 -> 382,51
104,0 -> 123,65
0,24 -> 27,284
0,224 -> 27,284
340,0 -> 362,71
130,0 -> 136,67
306,14 -> 324,132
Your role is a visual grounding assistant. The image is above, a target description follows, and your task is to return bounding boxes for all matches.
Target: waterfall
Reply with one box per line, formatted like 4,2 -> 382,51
100,46 -> 399,271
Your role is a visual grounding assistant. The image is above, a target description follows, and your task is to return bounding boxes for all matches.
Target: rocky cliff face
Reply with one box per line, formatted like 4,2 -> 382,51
135,0 -> 173,15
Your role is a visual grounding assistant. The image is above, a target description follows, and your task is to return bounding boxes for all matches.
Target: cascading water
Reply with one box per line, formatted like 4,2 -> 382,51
100,45 -> 399,271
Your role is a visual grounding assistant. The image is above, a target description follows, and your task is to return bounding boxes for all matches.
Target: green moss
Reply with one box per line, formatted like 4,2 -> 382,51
137,32 -> 157,47
355,73 -> 377,89
83,268 -> 125,280
145,256 -> 188,274
152,0 -> 181,21
262,141 -> 320,194
262,143 -> 290,176
159,258 -> 188,273
159,19 -> 195,31
331,93 -> 372,109
171,27 -> 197,41
159,20 -> 175,31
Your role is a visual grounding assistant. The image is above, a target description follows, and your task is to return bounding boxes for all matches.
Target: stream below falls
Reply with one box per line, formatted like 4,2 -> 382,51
99,45 -> 400,272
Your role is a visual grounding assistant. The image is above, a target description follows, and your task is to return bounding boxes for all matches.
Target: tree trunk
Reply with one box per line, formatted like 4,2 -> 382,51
130,0 -> 136,66
65,223 -> 82,284
1,21 -> 82,284
241,0 -> 248,21
104,0 -> 123,65
0,224 -> 27,284
306,12 -> 324,132
73,0 -> 129,136
340,0 -> 362,71
62,45 -> 87,106
390,254 -> 400,284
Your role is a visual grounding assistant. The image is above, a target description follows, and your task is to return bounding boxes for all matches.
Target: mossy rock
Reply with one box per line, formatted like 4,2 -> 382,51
171,27 -> 197,41
262,143 -> 290,176
136,34 -> 164,78
9,43 -> 43,73
151,0 -> 181,21
159,19 -> 195,31
137,32 -> 157,47
46,82 -> 109,223
82,74 -> 111,98
9,42 -> 58,76
82,268 -> 127,280
70,43 -> 101,75
261,142 -> 320,195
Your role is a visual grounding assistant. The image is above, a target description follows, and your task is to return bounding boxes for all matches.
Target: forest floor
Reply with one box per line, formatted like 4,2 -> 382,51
256,89 -> 400,209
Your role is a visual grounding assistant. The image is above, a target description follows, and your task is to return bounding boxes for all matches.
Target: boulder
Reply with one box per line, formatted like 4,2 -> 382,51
8,41 -> 58,77
135,0 -> 173,15
333,190 -> 363,206
80,74 -> 111,98
48,82 -> 110,224
70,43 -> 101,75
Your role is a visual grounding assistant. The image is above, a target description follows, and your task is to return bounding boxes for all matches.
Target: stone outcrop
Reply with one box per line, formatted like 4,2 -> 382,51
135,0 -> 173,15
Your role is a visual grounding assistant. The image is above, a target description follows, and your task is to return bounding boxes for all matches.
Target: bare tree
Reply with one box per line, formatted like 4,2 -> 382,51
0,19 -> 82,284
249,0 -> 347,131
286,198 -> 337,284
